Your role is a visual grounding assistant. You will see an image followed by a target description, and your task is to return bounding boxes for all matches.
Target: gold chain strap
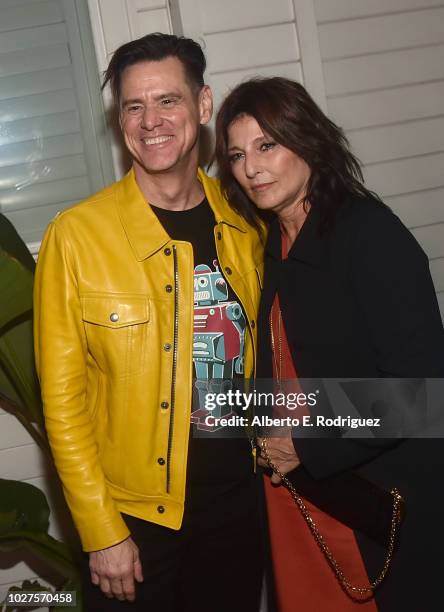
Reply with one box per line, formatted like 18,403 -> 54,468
260,438 -> 403,598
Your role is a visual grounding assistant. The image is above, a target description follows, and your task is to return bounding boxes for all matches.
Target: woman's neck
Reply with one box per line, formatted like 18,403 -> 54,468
278,200 -> 310,248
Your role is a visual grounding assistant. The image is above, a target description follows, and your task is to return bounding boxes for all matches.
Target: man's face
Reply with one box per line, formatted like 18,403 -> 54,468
119,56 -> 212,175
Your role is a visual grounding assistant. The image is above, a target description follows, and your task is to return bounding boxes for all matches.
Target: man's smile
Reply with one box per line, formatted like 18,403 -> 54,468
142,135 -> 174,146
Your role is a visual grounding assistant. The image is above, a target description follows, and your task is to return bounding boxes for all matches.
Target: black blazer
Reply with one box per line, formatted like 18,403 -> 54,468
257,194 -> 444,610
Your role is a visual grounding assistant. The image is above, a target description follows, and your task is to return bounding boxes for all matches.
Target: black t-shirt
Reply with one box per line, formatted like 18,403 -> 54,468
151,198 -> 253,499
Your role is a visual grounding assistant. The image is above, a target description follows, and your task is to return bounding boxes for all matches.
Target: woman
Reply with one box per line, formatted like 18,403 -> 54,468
214,78 -> 444,612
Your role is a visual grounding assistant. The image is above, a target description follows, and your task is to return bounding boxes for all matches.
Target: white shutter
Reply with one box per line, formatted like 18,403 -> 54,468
0,0 -> 114,252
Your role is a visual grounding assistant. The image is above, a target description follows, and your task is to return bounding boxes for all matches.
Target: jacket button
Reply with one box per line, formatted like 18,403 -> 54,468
165,284 -> 173,293
158,457 -> 165,465
225,267 -> 232,275
157,505 -> 165,514
109,312 -> 119,322
217,231 -> 222,240
161,401 -> 169,409
251,320 -> 255,329
164,247 -> 171,256
164,343 -> 172,351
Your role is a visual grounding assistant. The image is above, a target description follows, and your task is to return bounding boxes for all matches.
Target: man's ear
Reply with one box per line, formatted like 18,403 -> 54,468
199,85 -> 213,125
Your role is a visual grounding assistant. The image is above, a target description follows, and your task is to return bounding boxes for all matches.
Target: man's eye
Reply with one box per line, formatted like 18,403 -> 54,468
161,98 -> 176,106
229,152 -> 243,164
260,142 -> 276,152
127,105 -> 142,113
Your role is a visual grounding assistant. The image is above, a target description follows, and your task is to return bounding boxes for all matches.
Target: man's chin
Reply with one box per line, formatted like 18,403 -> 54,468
134,157 -> 180,175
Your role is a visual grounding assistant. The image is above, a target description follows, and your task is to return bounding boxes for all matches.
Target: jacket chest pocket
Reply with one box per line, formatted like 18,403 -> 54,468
81,294 -> 150,378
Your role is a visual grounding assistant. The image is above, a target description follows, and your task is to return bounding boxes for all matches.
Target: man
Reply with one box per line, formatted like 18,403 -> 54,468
34,34 -> 264,611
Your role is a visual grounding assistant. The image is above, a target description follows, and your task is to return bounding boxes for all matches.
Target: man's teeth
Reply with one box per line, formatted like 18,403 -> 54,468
143,136 -> 172,145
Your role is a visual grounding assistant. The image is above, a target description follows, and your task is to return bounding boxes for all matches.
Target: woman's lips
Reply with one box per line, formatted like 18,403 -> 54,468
252,182 -> 274,192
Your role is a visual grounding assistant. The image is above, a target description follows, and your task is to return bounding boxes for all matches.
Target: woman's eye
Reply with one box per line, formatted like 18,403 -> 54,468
229,152 -> 243,164
127,105 -> 142,113
260,142 -> 276,152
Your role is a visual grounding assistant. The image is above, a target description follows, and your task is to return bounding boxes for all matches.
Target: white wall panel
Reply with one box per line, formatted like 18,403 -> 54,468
0,414 -> 35,449
324,45 -> 444,96
128,7 -> 172,38
430,258 -> 444,292
0,444 -> 46,481
206,24 -> 300,74
211,62 -> 303,109
349,117 -> 444,165
319,8 -> 444,59
314,0 -> 442,22
328,81 -> 444,130
438,292 -> 444,320
411,224 -> 444,259
385,187 -> 444,228
97,0 -> 131,57
363,153 -> 444,197
201,0 -> 295,34
129,0 -> 168,9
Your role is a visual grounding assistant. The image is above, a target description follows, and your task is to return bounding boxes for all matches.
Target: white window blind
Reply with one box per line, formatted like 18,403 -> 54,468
0,0 -> 114,253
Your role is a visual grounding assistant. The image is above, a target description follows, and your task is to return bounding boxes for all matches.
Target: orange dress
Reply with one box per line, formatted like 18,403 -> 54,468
264,232 -> 378,612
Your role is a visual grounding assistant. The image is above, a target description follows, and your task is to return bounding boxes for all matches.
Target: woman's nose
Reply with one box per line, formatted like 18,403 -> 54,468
245,154 -> 262,179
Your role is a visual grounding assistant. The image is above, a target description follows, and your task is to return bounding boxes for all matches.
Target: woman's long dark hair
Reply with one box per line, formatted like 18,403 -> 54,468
214,77 -> 376,232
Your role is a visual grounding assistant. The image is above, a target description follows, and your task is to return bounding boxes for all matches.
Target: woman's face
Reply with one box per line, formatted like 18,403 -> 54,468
227,114 -> 311,216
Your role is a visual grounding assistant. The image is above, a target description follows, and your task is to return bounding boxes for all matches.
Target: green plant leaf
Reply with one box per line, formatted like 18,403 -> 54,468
0,246 -> 44,431
0,214 -> 35,274
0,251 -> 33,330
0,481 -> 79,577
0,480 -> 49,534
0,532 -> 77,579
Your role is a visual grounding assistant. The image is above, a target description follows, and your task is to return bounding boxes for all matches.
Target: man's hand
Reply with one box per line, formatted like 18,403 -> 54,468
89,537 -> 144,601
257,435 -> 301,484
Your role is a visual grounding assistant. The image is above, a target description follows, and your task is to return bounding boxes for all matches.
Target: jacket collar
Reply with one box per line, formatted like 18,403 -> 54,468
266,204 -> 325,266
116,167 -> 248,261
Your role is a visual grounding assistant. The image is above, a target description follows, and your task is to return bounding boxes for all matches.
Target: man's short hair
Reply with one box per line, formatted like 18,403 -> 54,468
102,32 -> 207,105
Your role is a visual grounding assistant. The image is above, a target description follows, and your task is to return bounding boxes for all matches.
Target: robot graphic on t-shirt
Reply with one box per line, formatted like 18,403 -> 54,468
191,260 -> 246,428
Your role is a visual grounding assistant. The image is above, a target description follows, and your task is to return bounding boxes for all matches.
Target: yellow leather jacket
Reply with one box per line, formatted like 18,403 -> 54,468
34,168 -> 264,552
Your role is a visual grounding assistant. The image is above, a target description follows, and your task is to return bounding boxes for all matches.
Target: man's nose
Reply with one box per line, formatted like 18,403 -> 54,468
141,106 -> 163,130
